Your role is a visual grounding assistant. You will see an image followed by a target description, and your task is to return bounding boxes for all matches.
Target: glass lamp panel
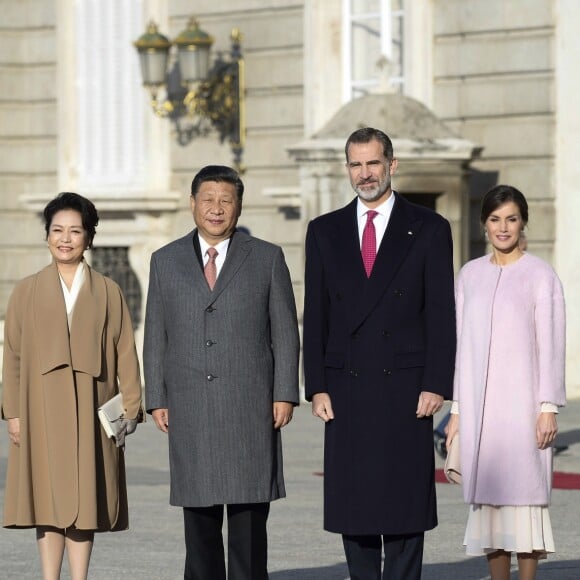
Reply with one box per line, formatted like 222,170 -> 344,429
177,45 -> 210,83
139,49 -> 169,86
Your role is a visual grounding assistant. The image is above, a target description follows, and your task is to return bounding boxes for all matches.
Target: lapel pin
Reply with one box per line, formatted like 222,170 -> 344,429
407,231 -> 413,235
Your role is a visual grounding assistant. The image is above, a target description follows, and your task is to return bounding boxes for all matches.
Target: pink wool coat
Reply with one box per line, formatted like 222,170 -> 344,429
453,253 -> 566,506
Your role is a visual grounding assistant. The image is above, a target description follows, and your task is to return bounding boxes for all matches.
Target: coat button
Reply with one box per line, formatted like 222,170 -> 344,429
382,330 -> 390,338
206,374 -> 216,381
394,289 -> 404,296
205,340 -> 215,347
383,369 -> 392,375
349,369 -> 358,377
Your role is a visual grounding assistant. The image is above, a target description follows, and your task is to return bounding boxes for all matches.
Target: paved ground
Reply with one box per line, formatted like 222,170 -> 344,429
1,400 -> 579,579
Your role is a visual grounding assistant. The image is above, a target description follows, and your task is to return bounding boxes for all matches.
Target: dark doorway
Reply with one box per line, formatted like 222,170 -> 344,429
399,192 -> 440,211
469,170 -> 499,259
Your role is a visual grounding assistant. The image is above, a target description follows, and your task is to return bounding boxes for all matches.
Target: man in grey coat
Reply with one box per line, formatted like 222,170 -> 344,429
144,165 -> 300,580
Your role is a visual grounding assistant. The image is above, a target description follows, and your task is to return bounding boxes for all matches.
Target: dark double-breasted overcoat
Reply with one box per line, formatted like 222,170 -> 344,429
303,194 -> 456,535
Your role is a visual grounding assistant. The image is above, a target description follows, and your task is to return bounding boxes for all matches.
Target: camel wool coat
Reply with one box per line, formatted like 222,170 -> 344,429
2,261 -> 142,531
453,253 -> 566,506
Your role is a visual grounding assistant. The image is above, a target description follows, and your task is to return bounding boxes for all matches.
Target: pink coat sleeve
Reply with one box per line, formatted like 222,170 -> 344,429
535,272 -> 566,407
452,270 -> 465,403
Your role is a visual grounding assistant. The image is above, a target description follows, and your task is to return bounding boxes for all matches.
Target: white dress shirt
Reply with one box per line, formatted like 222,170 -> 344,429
199,235 -> 231,278
356,192 -> 396,251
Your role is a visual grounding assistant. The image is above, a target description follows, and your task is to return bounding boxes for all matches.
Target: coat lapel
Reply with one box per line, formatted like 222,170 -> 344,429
34,263 -> 72,375
210,230 -> 252,302
34,261 -> 110,378
347,194 -> 423,333
181,229 -> 252,303
34,262 -> 107,377
335,199 -> 368,281
175,231 -> 211,296
69,264 -> 106,377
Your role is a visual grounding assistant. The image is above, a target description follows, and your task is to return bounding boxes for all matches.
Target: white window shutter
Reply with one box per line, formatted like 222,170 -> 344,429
76,0 -> 145,192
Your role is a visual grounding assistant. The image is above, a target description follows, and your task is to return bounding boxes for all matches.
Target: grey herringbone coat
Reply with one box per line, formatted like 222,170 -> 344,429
144,230 -> 299,507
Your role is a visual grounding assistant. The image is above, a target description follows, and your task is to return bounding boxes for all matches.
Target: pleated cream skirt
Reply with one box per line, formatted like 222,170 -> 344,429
464,504 -> 555,557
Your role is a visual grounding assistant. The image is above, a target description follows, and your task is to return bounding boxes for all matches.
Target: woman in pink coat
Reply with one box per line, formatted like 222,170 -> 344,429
447,185 -> 566,580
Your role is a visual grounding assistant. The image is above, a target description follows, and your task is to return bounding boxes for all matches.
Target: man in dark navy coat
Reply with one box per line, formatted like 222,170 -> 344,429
303,127 -> 456,580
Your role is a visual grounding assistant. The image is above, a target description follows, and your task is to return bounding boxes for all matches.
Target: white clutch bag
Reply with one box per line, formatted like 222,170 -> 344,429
444,434 -> 462,485
98,393 -> 125,439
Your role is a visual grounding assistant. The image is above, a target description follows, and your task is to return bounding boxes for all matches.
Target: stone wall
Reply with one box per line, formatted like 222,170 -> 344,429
0,0 -> 58,316
554,0 -> 580,397
1,0 -> 578,397
432,0 -> 555,261
164,2 -> 306,296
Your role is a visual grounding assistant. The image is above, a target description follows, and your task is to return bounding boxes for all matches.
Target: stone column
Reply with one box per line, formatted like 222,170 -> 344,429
303,0 -> 343,135
555,0 -> 580,399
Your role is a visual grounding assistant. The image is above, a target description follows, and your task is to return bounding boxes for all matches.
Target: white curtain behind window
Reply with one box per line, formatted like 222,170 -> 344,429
343,0 -> 405,101
76,0 -> 145,192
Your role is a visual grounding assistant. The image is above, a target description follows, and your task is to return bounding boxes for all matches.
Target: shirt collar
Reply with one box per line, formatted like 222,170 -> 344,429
198,234 -> 231,258
58,260 -> 86,294
356,191 -> 395,219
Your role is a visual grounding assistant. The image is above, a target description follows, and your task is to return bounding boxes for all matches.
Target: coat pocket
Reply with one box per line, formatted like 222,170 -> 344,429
324,352 -> 345,368
394,350 -> 425,369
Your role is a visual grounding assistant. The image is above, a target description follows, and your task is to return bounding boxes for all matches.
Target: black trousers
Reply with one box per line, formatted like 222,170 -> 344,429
342,532 -> 424,580
183,503 -> 270,580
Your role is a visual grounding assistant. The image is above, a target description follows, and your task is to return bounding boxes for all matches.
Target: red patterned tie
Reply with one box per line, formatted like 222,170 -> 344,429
204,247 -> 218,289
361,210 -> 378,278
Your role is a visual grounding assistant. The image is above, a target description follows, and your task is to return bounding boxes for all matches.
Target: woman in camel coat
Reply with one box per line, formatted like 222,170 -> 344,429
447,185 -> 566,580
2,192 -> 142,580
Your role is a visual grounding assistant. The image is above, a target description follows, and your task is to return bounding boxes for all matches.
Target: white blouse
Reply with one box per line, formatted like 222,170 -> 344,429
59,261 -> 86,328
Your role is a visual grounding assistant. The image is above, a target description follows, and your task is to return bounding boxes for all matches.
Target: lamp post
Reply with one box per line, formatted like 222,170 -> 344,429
134,18 -> 245,171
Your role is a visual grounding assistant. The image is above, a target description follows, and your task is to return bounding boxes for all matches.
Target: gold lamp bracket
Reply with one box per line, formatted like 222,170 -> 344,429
134,19 -> 245,172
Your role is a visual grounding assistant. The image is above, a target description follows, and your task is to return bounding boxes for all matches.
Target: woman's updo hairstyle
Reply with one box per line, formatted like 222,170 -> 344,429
480,185 -> 528,227
43,192 -> 99,248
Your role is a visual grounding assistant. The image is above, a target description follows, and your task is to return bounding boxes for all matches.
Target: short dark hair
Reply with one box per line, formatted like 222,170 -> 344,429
190,165 -> 244,203
480,185 -> 529,226
345,127 -> 394,162
43,192 -> 99,248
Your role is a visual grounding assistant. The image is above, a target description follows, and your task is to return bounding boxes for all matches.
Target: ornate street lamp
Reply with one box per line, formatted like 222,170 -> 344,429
134,18 -> 245,171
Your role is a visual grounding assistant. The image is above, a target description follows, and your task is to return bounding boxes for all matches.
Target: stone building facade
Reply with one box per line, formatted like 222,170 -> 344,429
1,0 -> 579,396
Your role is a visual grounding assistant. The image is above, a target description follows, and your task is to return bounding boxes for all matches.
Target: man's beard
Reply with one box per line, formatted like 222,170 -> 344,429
354,175 -> 391,202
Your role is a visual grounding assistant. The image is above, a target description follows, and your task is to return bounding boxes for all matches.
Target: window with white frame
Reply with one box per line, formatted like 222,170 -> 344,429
76,0 -> 146,192
343,0 -> 405,101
